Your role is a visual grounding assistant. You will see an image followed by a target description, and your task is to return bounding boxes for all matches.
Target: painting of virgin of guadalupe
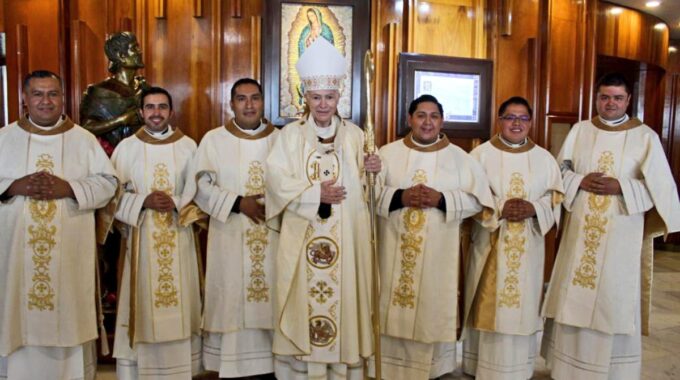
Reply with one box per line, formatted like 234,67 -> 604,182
280,4 -> 353,118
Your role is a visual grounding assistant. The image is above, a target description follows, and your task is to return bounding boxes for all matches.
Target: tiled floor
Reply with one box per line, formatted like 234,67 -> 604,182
96,250 -> 680,379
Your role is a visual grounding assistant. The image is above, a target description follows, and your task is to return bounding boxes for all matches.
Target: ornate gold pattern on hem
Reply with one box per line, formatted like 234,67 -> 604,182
27,154 -> 57,311
573,151 -> 614,289
245,160 -> 270,303
498,173 -> 527,308
151,163 -> 179,308
309,315 -> 338,347
392,169 -> 427,309
246,225 -> 270,302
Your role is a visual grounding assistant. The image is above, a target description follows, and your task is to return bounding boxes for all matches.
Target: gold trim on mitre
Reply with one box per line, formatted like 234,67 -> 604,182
300,75 -> 345,92
591,116 -> 643,132
18,115 -> 74,135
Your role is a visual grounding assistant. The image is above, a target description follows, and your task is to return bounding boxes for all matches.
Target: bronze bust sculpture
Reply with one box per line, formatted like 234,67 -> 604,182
80,31 -> 149,152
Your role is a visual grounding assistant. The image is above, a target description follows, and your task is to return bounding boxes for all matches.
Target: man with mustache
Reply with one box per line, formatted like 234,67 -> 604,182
541,73 -> 680,380
0,70 -> 118,380
110,87 -> 202,379
192,78 -> 279,379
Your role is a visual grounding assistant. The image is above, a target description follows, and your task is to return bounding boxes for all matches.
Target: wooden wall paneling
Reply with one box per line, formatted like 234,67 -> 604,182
5,0 -> 63,121
597,2 -> 669,70
15,24 -> 29,116
579,0 -> 597,120
407,0 -> 486,58
526,37 -> 539,143
70,20 -> 87,123
250,16 -> 261,82
499,0 -> 512,37
58,0 -> 71,114
492,0 -> 538,137
640,64 -> 666,134
536,0 -> 589,148
210,0 -> 224,129
156,0 -> 166,19
224,0 -> 262,128
230,0 -> 242,18
382,22 -> 400,145
193,0 -> 203,18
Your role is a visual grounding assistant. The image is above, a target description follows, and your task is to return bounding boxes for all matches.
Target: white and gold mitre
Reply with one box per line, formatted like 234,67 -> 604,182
296,37 -> 346,92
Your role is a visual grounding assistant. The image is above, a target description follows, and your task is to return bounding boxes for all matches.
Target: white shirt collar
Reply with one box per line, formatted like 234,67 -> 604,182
498,134 -> 527,148
234,120 -> 267,136
144,125 -> 173,140
599,114 -> 629,127
29,116 -> 64,130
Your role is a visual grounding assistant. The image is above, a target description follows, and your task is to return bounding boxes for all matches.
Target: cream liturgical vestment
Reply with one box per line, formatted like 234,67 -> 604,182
193,120 -> 279,378
265,116 -> 374,380
0,117 -> 117,380
371,133 -> 495,380
111,127 -> 202,379
462,136 -> 563,380
541,117 -> 680,380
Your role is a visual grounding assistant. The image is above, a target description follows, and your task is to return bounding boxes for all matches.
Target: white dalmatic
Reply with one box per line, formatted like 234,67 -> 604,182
302,142 -> 343,363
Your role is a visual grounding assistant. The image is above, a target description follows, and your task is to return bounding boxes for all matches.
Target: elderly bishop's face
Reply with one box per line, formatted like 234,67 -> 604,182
305,89 -> 339,128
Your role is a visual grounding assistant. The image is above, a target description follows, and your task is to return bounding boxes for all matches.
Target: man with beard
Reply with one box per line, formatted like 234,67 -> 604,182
111,86 -> 202,379
0,70 -> 117,380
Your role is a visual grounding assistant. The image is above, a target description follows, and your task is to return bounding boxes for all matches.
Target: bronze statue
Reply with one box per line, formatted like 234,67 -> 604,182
80,31 -> 148,153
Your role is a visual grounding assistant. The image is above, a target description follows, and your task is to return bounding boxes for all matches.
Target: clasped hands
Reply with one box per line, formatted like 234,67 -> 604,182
7,171 -> 74,200
501,198 -> 535,222
401,184 -> 442,209
143,190 -> 175,212
579,172 -> 621,195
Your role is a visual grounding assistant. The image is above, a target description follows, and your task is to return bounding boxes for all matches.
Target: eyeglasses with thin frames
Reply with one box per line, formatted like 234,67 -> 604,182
499,115 -> 531,123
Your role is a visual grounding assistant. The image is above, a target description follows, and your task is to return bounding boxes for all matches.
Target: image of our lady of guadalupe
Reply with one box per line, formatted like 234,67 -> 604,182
296,7 -> 335,104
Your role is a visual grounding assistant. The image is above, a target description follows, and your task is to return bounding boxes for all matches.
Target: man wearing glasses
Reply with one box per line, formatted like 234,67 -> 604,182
463,96 -> 563,380
541,73 -> 680,379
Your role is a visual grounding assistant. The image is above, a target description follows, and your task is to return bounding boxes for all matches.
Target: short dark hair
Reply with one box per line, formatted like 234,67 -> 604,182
408,94 -> 443,116
230,78 -> 263,99
498,96 -> 533,118
23,70 -> 63,92
140,86 -> 173,110
595,72 -> 631,95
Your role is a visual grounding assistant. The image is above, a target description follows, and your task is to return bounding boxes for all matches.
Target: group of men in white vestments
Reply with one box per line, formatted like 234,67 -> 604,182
1,39 -> 679,380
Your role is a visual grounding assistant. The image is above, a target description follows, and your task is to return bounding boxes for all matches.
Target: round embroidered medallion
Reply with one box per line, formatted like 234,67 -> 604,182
309,315 -> 337,347
306,237 -> 339,269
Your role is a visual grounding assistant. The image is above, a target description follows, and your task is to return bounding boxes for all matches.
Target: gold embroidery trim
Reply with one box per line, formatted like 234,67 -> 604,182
27,154 -> 57,311
498,173 -> 527,308
245,161 -> 270,303
151,163 -> 179,308
392,169 -> 427,309
573,151 -> 614,289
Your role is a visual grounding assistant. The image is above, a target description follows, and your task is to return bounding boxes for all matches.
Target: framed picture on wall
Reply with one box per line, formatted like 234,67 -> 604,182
397,53 -> 493,139
263,0 -> 369,126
